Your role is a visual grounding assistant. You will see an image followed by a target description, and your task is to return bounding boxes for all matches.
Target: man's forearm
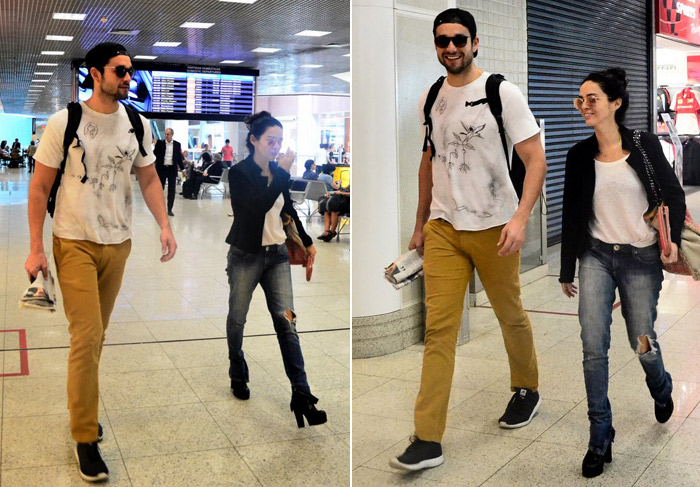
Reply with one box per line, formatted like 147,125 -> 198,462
27,186 -> 49,253
514,159 -> 546,220
138,170 -> 170,229
414,155 -> 433,231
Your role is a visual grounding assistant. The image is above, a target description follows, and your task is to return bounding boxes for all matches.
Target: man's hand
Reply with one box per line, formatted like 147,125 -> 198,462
497,215 -> 527,256
561,282 -> 578,298
278,148 -> 295,173
409,228 -> 425,257
160,226 -> 177,262
24,251 -> 48,281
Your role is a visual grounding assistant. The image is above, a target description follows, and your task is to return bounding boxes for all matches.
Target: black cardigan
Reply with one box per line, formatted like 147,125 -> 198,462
559,125 -> 686,283
225,156 -> 312,253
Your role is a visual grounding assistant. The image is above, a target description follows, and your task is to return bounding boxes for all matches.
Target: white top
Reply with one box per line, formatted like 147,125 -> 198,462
34,102 -> 155,244
262,193 -> 286,246
589,156 -> 656,247
164,140 -> 174,166
418,71 -> 540,231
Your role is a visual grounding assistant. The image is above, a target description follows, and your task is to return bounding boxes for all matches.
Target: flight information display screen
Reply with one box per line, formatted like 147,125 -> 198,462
76,63 -> 258,121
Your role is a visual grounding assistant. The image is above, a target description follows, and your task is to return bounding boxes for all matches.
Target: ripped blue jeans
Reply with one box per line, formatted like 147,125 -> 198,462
225,244 -> 310,393
579,238 -> 672,455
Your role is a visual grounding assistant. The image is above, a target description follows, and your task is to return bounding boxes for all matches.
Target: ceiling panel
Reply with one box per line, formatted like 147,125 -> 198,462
0,0 -> 350,118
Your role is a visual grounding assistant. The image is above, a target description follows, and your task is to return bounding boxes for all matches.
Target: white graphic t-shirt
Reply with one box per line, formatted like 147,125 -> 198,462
35,102 -> 155,244
418,72 -> 540,231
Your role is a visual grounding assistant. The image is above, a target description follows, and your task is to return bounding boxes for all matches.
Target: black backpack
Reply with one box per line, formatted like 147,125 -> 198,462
47,102 -> 148,217
422,73 -> 528,200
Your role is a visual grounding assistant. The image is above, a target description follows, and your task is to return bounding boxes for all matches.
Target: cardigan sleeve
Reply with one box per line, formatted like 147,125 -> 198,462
559,146 -> 581,283
641,131 -> 686,246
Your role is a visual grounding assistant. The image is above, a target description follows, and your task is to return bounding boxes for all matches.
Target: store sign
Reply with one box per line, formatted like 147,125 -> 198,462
658,0 -> 700,46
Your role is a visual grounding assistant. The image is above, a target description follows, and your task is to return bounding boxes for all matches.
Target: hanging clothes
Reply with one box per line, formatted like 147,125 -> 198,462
673,87 -> 700,134
683,138 -> 700,185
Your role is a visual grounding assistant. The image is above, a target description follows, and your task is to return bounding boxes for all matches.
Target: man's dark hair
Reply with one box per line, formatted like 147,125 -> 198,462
433,8 -> 478,58
225,139 -> 230,144
304,159 -> 315,171
321,164 -> 334,175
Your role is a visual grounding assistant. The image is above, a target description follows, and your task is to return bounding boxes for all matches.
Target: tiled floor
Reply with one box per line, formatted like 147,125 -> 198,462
0,167 -> 350,486
353,190 -> 700,486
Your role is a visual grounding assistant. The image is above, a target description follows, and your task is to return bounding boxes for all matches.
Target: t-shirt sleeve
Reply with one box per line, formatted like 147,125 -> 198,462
417,88 -> 430,147
500,81 -> 540,145
133,114 -> 156,167
33,109 -> 69,169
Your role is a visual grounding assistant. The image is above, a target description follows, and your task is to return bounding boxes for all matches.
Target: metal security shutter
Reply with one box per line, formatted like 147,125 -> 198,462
527,0 -> 653,245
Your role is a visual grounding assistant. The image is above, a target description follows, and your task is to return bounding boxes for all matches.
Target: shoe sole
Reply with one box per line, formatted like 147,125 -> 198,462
499,395 -> 542,429
74,446 -> 108,483
389,455 -> 444,471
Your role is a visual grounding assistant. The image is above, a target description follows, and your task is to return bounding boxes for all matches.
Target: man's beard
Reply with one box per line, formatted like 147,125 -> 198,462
439,54 -> 472,75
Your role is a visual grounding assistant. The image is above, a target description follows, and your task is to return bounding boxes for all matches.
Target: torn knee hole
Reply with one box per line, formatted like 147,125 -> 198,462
637,335 -> 657,355
284,309 -> 297,324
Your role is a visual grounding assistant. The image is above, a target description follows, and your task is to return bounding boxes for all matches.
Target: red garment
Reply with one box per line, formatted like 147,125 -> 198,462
221,145 -> 234,162
674,88 -> 700,114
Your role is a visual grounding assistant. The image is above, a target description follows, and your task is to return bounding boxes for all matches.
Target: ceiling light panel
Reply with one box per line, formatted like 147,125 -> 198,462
219,0 -> 258,3
134,55 -> 158,60
41,51 -> 65,56
295,30 -> 331,37
153,42 -> 181,47
37,63 -> 58,66
252,47 -> 280,53
220,60 -> 244,64
301,64 -> 323,68
180,22 -> 215,29
34,72 -> 53,76
45,35 -> 74,41
53,13 -> 86,21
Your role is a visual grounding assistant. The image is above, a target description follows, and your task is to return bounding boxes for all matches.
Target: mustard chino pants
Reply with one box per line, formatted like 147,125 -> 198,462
414,219 -> 539,442
53,236 -> 131,443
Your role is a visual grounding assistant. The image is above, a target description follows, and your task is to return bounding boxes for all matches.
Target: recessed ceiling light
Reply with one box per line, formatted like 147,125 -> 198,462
53,13 -> 86,21
220,60 -> 244,64
301,64 -> 323,68
41,51 -> 65,56
219,0 -> 258,3
134,55 -> 158,60
46,35 -> 74,41
342,53 -> 350,57
37,63 -> 58,66
266,73 -> 285,77
31,80 -> 48,83
333,71 -> 351,83
180,22 -> 215,29
28,89 -> 43,92
34,72 -> 53,76
252,47 -> 280,53
303,83 -> 321,87
295,30 -> 331,37
153,42 -> 181,47
110,28 -> 140,36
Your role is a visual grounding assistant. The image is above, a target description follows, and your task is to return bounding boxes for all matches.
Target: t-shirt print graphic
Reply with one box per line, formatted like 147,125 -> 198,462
91,146 -> 136,193
447,121 -> 485,174
445,121 -> 504,219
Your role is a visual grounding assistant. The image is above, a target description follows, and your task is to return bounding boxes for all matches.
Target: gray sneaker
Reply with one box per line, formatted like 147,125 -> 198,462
389,436 -> 444,471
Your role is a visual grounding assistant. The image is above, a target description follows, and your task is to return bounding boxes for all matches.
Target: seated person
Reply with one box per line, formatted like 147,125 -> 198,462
302,159 -> 318,180
190,152 -> 224,198
182,151 -> 211,198
317,185 -> 350,242
318,164 -> 341,191
0,141 -> 10,161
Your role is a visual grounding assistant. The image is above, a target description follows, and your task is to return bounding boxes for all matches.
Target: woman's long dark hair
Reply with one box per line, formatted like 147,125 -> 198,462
245,111 -> 283,155
583,67 -> 629,125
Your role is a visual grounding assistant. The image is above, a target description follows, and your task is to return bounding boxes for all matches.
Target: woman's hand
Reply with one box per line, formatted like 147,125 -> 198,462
661,242 -> 679,264
561,282 -> 578,298
278,148 -> 295,173
306,244 -> 317,260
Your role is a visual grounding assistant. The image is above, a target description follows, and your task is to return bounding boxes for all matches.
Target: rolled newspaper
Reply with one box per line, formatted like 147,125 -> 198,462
384,249 -> 424,290
19,271 -> 57,312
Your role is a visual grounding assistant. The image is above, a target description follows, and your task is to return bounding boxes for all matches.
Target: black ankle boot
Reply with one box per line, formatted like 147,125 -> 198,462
290,388 -> 327,428
582,428 -> 614,478
231,380 -> 250,400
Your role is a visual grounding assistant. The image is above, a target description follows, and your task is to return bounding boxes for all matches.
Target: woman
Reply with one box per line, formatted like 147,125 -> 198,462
224,111 -> 326,428
560,68 -> 685,478
317,186 -> 350,242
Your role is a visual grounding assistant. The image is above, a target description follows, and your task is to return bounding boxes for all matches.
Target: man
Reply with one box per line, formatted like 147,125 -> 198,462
154,127 -> 184,216
221,138 -> 234,167
26,139 -> 36,172
24,42 -> 177,483
11,138 -> 20,151
302,159 -> 318,180
390,8 -> 547,471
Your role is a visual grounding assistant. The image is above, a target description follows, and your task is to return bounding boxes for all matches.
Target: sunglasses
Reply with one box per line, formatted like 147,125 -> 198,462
573,94 -> 610,110
434,34 -> 470,48
104,65 -> 135,78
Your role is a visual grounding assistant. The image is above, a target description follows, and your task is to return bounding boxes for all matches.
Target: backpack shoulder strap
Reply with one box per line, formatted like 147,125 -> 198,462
62,102 -> 82,170
486,73 -> 509,167
123,104 -> 147,157
422,76 -> 446,160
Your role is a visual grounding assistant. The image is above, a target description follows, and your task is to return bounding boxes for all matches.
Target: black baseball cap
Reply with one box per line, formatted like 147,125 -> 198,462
81,42 -> 131,88
433,8 -> 477,38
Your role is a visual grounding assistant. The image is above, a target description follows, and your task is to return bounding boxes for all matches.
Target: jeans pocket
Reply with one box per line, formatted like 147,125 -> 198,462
633,245 -> 660,265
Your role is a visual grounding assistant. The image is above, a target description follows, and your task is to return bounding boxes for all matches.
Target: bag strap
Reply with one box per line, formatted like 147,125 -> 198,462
63,102 -> 88,183
123,104 -> 147,157
486,73 -> 510,168
422,76 -> 446,160
632,129 -> 664,206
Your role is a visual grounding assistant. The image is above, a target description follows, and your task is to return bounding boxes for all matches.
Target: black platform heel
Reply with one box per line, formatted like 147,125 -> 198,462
582,427 -> 614,478
290,388 -> 327,428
